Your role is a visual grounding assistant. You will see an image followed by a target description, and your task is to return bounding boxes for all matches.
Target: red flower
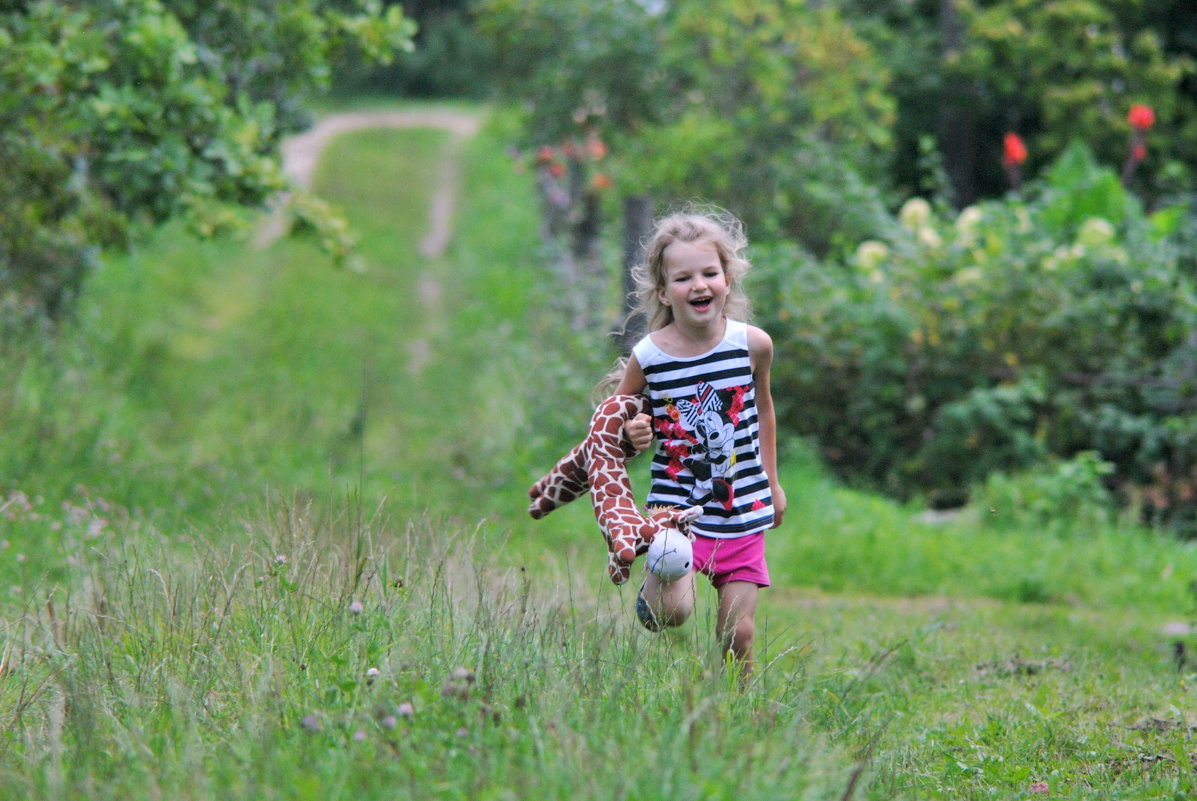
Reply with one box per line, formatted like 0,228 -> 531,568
548,162 -> 566,178
1002,132 -> 1027,167
592,172 -> 613,190
1128,104 -> 1155,131
1133,142 -> 1147,161
535,145 -> 554,165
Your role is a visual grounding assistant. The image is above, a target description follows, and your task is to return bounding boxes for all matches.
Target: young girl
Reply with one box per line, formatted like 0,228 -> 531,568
612,209 -> 786,675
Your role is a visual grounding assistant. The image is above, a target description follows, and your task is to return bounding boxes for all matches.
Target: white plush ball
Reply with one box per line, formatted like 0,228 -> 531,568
646,529 -> 694,581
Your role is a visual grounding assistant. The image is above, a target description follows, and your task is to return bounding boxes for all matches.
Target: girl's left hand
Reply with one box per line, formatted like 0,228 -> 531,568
625,413 -> 654,452
770,485 -> 787,529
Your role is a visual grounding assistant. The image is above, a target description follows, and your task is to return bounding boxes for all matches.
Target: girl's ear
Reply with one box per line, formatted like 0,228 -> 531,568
657,286 -> 670,307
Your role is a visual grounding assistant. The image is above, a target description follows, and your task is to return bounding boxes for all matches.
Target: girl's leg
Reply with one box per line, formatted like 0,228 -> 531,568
639,570 -> 697,629
715,580 -> 759,673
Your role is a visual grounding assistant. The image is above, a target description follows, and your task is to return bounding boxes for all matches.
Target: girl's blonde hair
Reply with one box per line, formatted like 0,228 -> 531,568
630,207 -> 753,332
599,207 -> 753,399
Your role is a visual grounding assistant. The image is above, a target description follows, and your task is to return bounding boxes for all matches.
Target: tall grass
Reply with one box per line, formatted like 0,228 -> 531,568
1,497 -> 855,800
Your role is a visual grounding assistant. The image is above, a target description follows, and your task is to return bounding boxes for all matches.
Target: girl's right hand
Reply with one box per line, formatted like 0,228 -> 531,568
625,413 -> 654,452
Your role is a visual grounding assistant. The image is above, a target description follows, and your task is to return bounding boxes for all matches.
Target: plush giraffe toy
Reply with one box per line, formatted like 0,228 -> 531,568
528,393 -> 701,585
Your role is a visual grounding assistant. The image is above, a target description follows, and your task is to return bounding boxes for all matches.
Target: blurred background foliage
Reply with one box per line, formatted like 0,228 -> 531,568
463,0 -> 1197,530
8,0 -> 1197,530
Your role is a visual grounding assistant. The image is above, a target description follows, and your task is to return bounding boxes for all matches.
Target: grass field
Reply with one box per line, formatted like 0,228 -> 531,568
3,102 -> 1197,800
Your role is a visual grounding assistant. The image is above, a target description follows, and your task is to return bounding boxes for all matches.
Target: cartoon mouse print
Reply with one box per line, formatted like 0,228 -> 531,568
674,382 -> 738,508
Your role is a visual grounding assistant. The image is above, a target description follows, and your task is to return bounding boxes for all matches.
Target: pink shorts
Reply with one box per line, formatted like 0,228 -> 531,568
691,532 -> 770,588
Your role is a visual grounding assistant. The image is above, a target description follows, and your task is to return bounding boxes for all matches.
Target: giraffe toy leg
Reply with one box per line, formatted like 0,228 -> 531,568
527,442 -> 588,519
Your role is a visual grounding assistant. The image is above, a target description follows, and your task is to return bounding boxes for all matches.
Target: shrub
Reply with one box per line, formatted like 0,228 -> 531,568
975,451 -> 1116,535
755,142 -> 1197,529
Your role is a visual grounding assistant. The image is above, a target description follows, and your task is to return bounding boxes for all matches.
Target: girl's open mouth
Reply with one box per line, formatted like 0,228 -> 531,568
690,297 -> 712,309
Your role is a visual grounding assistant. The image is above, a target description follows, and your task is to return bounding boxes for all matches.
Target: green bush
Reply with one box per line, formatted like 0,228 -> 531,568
975,451 -> 1116,535
756,142 -> 1197,528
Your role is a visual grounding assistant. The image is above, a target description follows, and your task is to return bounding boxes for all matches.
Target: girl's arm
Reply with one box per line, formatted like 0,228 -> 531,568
614,354 -> 653,452
613,353 -> 647,396
748,325 -> 787,529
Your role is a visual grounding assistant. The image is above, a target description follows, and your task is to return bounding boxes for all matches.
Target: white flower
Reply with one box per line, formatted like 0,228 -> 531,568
365,667 -> 380,677
899,197 -> 932,231
855,240 -> 889,272
917,226 -> 942,249
956,205 -> 982,231
955,206 -> 983,243
954,266 -> 984,285
348,600 -> 364,614
1077,217 -> 1115,249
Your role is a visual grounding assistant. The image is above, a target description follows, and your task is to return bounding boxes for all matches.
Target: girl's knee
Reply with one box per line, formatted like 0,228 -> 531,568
732,615 -> 755,648
660,598 -> 694,627
652,591 -> 695,628
721,614 -> 755,656
637,578 -> 695,630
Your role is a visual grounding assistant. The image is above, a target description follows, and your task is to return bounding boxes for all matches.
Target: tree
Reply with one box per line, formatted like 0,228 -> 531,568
0,0 -> 414,320
476,0 -> 898,257
339,0 -> 496,98
840,0 -> 1194,206
623,0 -> 897,254
476,0 -> 666,327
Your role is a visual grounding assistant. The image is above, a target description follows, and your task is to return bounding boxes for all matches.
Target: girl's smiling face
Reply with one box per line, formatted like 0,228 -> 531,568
658,239 -> 730,328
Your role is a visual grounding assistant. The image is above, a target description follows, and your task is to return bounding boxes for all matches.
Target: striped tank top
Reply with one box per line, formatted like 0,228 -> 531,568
632,319 -> 775,538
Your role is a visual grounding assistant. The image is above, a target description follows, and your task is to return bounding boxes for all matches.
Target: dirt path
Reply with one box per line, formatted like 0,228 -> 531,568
257,109 -> 482,258
259,108 -> 482,373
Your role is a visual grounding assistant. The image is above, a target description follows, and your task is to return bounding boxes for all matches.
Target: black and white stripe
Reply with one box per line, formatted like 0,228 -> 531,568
633,319 -> 775,538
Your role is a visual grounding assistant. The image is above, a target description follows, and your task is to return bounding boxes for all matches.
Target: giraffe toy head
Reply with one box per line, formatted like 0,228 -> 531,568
604,504 -> 702,585
528,394 -> 704,585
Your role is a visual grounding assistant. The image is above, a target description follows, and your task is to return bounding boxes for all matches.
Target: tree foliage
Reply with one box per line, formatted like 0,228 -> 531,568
628,0 -> 897,252
476,0 -> 897,256
0,0 -> 414,320
339,0 -> 494,97
841,0 -> 1196,205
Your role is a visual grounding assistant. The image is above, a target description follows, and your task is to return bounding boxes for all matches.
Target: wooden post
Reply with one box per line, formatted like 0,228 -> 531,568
937,0 -> 976,207
618,194 -> 653,354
